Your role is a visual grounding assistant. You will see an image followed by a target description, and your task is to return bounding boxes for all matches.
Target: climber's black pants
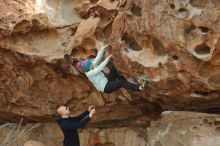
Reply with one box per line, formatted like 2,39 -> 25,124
104,67 -> 139,94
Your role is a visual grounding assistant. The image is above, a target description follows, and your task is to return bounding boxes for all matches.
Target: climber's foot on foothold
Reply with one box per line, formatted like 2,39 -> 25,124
139,80 -> 148,91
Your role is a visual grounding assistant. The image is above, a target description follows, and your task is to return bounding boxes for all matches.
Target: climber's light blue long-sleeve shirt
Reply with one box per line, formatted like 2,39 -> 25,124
86,46 -> 110,92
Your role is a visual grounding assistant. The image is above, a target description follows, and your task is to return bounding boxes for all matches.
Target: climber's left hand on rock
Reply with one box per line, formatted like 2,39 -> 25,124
103,44 -> 110,49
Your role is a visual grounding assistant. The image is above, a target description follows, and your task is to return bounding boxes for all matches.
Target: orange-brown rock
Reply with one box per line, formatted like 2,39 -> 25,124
1,111 -> 220,146
0,122 -> 146,146
0,0 -> 220,145
23,141 -> 45,146
147,111 -> 220,146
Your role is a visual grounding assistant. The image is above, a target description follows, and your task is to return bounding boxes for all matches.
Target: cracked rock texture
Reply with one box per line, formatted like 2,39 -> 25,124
0,122 -> 146,146
1,111 -> 220,146
0,0 -> 220,145
147,111 -> 220,146
23,141 -> 46,146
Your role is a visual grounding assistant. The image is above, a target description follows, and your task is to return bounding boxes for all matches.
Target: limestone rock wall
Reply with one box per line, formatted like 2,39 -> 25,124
1,111 -> 220,146
147,111 -> 220,146
0,0 -> 219,123
0,0 -> 220,145
0,0 -> 165,123
0,122 -> 147,146
110,0 -> 220,111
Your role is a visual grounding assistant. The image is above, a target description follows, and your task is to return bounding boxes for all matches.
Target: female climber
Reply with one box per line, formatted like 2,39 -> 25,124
75,45 -> 148,94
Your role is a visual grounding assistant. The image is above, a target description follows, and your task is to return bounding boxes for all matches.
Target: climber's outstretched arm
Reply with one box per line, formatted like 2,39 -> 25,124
86,55 -> 111,77
92,45 -> 109,66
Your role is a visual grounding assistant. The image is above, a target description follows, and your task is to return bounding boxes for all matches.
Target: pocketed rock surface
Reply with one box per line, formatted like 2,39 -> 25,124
0,0 -> 219,146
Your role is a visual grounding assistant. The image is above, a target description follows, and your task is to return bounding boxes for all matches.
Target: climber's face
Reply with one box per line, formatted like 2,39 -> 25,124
57,106 -> 70,116
77,64 -> 93,73
90,64 -> 94,70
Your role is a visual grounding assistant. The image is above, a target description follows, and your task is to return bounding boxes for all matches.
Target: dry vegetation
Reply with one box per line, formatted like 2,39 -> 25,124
0,119 -> 41,146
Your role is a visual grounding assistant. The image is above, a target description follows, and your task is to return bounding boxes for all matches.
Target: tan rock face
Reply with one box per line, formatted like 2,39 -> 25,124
23,141 -> 45,146
0,48 -> 160,124
0,122 -> 146,146
0,0 -> 162,124
0,0 -> 220,141
147,111 -> 220,146
1,112 -> 220,146
110,0 -> 220,111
